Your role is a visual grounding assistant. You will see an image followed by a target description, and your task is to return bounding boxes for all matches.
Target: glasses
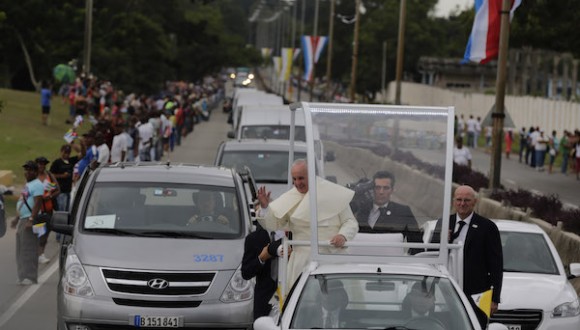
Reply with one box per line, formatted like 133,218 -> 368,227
374,185 -> 392,191
454,198 -> 473,203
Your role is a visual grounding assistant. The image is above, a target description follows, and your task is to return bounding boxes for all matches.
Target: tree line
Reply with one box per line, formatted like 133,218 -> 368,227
0,0 -> 577,97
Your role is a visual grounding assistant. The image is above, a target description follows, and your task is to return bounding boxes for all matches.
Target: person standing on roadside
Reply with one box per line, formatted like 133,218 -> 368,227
40,80 -> 52,126
50,144 -> 80,212
10,161 -> 44,285
559,130 -> 571,175
518,127 -> 527,163
453,136 -> 472,168
35,156 -> 60,264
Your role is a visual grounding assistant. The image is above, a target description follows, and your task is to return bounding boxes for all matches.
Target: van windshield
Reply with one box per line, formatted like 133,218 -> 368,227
220,151 -> 306,183
241,125 -> 306,141
82,183 -> 243,239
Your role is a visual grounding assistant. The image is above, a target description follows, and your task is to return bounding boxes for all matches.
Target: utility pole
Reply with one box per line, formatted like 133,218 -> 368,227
381,41 -> 387,103
83,0 -> 93,76
297,0 -> 306,102
489,0 -> 511,191
309,0 -> 320,102
349,0 -> 361,103
325,0 -> 335,101
394,0 -> 406,105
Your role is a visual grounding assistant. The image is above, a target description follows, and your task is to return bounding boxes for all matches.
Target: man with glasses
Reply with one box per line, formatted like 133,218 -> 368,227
432,185 -> 503,329
353,171 -> 422,253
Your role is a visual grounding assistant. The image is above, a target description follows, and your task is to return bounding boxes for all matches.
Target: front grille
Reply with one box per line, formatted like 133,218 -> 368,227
112,298 -> 202,308
490,309 -> 543,330
102,268 -> 216,296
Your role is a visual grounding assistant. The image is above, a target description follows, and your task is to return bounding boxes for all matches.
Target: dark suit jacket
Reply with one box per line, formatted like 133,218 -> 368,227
355,201 -> 422,245
241,223 -> 277,320
432,213 -> 503,303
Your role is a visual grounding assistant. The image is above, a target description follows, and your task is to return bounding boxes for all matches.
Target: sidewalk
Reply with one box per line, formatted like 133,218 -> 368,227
470,146 -> 579,209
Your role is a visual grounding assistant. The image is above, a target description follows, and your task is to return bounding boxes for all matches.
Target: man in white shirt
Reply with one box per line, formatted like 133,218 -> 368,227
96,132 -> 110,165
110,126 -> 128,163
453,136 -> 472,168
138,116 -> 154,161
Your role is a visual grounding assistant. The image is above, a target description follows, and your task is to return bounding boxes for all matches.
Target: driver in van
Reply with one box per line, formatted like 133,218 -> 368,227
188,191 -> 230,226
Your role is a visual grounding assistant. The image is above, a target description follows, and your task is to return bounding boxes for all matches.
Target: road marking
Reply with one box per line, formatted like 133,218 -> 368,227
0,261 -> 58,328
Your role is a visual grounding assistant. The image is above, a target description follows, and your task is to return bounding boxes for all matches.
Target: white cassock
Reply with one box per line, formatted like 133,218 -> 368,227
259,177 -> 359,289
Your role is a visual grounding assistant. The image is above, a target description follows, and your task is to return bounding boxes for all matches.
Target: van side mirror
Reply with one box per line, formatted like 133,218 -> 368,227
50,211 -> 74,236
227,131 -> 235,139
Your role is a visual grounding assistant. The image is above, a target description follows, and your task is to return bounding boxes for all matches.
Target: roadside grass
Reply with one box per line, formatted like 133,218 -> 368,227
0,88 -> 88,217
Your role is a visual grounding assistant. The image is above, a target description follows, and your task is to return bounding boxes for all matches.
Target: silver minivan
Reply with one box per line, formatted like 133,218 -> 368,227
51,163 -> 257,330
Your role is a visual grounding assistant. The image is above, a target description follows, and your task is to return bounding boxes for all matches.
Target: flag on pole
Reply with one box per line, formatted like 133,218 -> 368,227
293,48 -> 301,62
261,48 -> 273,60
301,35 -> 328,82
272,56 -> 282,80
280,48 -> 294,82
463,0 -> 522,64
471,289 -> 493,318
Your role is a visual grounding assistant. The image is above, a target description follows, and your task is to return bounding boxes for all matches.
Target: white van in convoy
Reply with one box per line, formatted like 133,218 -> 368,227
51,163 -> 258,330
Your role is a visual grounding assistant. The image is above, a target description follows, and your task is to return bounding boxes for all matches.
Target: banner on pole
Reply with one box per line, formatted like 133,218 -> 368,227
301,35 -> 328,82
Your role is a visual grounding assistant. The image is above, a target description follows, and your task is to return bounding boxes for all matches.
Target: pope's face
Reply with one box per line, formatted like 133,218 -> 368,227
373,178 -> 393,205
291,163 -> 308,194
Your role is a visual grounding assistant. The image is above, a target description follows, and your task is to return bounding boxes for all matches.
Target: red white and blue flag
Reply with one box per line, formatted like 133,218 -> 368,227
301,35 -> 328,82
463,0 -> 522,64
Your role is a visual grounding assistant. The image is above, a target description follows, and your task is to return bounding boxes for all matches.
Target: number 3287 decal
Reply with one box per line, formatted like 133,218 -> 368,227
193,254 -> 224,262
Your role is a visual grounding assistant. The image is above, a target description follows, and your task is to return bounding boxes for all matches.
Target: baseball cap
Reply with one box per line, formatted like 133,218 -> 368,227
35,156 -> 50,164
22,160 -> 38,171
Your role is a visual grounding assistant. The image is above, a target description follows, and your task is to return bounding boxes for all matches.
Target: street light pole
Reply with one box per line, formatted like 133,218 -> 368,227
309,0 -> 320,101
349,0 -> 361,102
83,0 -> 93,76
489,0 -> 511,191
394,0 -> 406,105
325,0 -> 335,101
381,41 -> 387,103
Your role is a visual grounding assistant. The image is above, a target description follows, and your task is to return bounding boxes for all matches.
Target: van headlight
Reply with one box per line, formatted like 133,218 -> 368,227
552,299 -> 580,318
62,254 -> 94,297
220,268 -> 253,303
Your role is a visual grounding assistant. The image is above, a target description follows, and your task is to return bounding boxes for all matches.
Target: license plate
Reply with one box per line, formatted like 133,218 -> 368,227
507,326 -> 521,330
131,315 -> 183,328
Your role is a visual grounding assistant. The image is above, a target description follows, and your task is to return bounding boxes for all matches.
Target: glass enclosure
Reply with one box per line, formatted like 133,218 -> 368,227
290,102 -> 454,264
220,150 -> 307,183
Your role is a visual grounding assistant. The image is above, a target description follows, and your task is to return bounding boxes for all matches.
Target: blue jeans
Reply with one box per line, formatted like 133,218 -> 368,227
56,193 -> 70,211
535,150 -> 546,168
561,153 -> 569,173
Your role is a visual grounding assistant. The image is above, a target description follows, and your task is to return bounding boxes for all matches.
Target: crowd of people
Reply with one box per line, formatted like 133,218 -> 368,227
453,114 -> 580,180
12,74 -> 225,286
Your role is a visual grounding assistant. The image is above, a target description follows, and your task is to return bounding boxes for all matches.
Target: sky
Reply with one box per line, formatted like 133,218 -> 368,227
435,0 -> 472,17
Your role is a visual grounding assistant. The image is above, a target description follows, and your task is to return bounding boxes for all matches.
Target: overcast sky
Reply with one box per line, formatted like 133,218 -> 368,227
435,0 -> 472,17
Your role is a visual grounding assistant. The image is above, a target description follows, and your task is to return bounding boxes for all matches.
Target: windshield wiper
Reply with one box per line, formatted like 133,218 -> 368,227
140,231 -> 214,239
85,228 -> 141,236
257,179 -> 287,184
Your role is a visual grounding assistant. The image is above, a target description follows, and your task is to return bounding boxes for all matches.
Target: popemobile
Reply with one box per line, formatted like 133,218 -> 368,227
254,102 -> 512,330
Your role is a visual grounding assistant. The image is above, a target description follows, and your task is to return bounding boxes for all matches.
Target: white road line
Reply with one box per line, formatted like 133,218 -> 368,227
0,261 -> 59,328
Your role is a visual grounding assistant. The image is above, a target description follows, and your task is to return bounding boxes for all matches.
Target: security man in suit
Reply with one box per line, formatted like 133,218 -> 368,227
352,170 -> 422,253
241,221 -> 285,320
432,185 -> 503,328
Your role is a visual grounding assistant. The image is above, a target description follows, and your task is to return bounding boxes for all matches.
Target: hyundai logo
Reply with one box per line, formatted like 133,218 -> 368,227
147,278 -> 169,289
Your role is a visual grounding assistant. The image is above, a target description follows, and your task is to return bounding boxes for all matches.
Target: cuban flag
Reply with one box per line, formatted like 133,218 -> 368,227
301,35 -> 328,82
463,0 -> 522,64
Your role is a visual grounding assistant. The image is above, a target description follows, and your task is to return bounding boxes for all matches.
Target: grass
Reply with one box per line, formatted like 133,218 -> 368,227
0,88 -> 89,217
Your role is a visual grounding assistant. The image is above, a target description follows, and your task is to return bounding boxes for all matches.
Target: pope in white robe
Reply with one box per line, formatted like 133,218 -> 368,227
257,160 -> 359,289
